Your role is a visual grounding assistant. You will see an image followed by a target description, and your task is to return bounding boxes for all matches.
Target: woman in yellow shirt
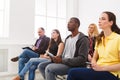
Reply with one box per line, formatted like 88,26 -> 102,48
67,11 -> 120,80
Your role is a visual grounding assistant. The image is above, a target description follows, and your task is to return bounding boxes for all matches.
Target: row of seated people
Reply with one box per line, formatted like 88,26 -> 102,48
12,11 -> 120,80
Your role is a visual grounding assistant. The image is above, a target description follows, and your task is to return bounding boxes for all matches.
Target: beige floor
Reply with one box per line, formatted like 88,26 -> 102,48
0,72 -> 66,80
0,71 -> 44,80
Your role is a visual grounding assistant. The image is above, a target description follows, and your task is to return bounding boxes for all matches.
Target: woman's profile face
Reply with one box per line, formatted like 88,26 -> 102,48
88,25 -> 94,33
51,30 -> 59,39
98,13 -> 113,30
37,28 -> 44,37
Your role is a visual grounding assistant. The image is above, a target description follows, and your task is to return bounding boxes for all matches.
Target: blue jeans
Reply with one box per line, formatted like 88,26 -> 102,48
67,68 -> 119,80
18,58 -> 49,80
18,49 -> 39,80
38,62 -> 71,80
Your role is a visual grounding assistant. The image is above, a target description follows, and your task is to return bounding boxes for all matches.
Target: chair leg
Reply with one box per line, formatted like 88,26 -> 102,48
56,75 -> 67,80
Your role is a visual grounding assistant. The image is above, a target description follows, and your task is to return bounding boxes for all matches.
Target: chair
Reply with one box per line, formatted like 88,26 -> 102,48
56,75 -> 67,80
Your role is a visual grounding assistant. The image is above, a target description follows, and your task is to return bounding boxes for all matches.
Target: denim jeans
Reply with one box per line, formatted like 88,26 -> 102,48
38,62 -> 71,80
18,49 -> 39,80
18,58 -> 49,80
67,68 -> 119,80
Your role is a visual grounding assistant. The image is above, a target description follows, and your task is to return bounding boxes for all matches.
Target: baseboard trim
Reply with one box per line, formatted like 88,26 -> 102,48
0,72 -> 17,77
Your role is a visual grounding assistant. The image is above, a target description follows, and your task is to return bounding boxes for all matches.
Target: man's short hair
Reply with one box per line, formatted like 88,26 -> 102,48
71,17 -> 80,27
39,27 -> 45,31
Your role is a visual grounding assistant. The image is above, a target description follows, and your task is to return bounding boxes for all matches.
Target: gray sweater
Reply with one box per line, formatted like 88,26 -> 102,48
62,32 -> 89,67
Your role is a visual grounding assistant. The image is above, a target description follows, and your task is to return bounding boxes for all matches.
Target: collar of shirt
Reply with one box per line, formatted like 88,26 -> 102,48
39,35 -> 45,39
104,32 -> 116,40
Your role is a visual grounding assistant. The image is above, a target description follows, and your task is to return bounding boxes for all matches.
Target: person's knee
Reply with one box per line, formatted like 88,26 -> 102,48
38,61 -> 52,72
68,68 -> 75,75
19,58 -> 25,63
45,64 -> 54,73
29,65 -> 37,71
38,63 -> 43,71
19,58 -> 28,64
29,58 -> 36,63
20,49 -> 30,58
23,49 -> 29,53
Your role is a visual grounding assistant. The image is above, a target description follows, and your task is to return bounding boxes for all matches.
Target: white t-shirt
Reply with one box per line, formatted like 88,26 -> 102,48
63,33 -> 79,58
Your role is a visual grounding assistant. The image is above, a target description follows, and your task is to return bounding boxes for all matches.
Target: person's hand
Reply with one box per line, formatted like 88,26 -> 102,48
92,64 -> 104,71
91,60 -> 97,68
32,46 -> 38,50
88,54 -> 92,62
40,54 -> 44,58
52,56 -> 62,63
40,54 -> 50,59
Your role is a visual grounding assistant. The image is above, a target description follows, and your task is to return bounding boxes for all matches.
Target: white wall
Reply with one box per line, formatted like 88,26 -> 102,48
9,0 -> 35,44
0,0 -> 36,45
0,0 -> 79,44
0,0 -> 36,73
1,0 -> 120,46
0,44 -> 26,73
0,0 -> 78,73
0,49 -> 8,72
78,0 -> 120,35
66,0 -> 79,19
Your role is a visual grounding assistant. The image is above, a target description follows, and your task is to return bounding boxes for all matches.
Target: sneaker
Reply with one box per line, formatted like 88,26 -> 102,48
11,56 -> 19,62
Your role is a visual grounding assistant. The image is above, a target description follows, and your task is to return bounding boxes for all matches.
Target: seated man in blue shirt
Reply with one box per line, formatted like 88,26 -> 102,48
11,27 -> 50,79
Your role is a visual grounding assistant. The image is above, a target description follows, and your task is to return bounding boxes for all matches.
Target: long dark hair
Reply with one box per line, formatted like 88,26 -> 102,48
97,11 -> 120,45
49,29 -> 63,48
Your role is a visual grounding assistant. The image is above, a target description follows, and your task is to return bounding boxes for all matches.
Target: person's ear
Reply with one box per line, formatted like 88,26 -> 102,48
75,23 -> 78,28
109,21 -> 113,26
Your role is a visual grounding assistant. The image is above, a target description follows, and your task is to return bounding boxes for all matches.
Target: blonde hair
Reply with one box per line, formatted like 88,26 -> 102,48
88,23 -> 99,37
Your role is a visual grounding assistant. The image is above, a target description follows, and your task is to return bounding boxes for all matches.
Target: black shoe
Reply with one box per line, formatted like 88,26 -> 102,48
11,56 -> 19,62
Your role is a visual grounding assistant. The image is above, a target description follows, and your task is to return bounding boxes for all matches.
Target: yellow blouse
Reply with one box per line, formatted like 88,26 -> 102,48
95,32 -> 120,77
